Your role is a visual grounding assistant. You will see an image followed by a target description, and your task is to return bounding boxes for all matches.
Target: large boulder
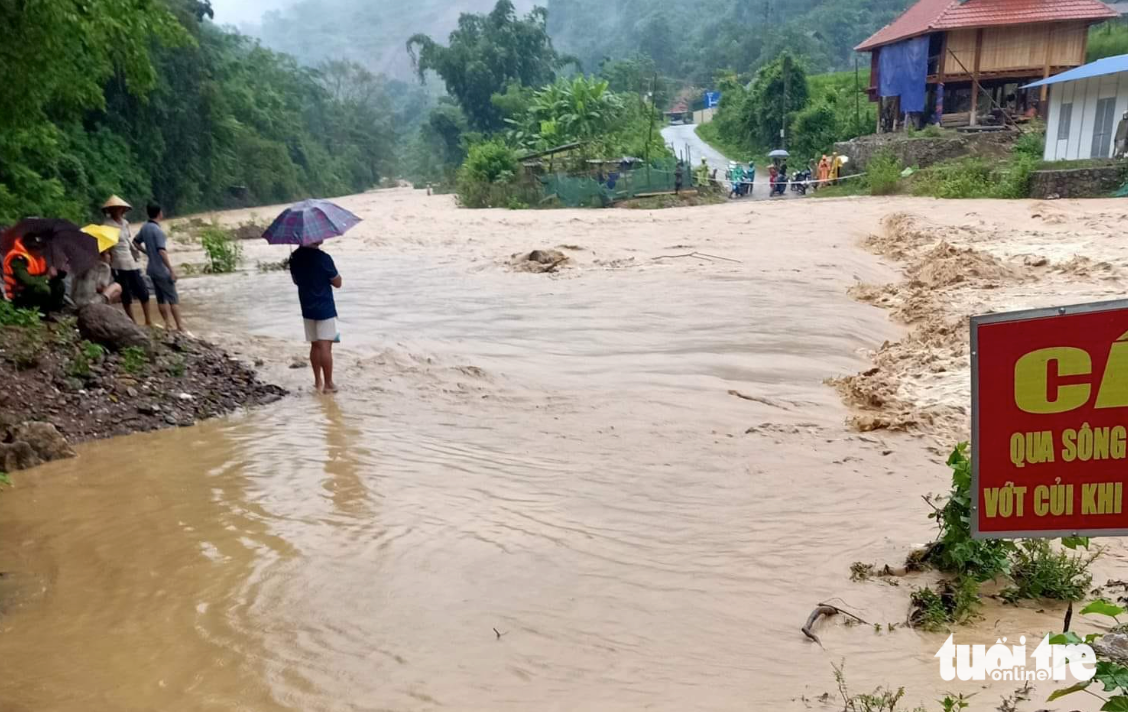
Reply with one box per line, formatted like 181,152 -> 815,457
77,303 -> 150,352
13,422 -> 75,463
0,441 -> 41,471
0,422 -> 75,472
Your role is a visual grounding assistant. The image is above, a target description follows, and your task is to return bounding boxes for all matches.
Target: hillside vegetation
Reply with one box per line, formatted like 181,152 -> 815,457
0,0 -> 397,223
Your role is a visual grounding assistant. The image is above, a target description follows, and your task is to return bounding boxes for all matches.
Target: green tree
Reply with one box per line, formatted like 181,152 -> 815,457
745,52 -> 810,148
407,0 -> 571,132
0,0 -> 397,222
511,76 -> 624,151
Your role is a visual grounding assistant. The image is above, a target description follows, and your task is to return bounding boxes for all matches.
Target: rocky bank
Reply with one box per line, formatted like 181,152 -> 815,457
0,304 -> 285,471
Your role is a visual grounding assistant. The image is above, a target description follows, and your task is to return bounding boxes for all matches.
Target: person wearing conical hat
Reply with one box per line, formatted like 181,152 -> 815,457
101,195 -> 152,326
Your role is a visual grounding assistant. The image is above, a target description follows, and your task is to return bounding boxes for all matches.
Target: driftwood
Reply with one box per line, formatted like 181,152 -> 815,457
802,602 -> 871,647
652,252 -> 743,264
802,606 -> 839,647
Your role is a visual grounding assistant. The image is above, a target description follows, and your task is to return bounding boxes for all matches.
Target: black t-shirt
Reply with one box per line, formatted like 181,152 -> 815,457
289,247 -> 338,320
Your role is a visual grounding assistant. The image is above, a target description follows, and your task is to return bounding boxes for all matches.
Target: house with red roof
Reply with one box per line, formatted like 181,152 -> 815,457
855,0 -> 1117,130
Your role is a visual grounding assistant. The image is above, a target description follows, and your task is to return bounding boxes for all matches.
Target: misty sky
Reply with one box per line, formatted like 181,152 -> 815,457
209,0 -> 296,27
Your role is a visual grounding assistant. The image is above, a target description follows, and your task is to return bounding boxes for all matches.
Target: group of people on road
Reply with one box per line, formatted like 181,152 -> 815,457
815,153 -> 846,187
2,195 -> 187,332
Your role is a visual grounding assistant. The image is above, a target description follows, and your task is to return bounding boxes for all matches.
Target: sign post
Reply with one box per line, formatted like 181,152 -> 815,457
972,300 -> 1128,539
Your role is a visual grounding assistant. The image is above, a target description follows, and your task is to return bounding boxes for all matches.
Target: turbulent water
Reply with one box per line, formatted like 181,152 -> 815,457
0,189 -> 1114,711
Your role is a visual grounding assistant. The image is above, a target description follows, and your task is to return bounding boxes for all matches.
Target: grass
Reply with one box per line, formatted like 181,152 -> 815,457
694,122 -> 767,165
1039,158 -> 1124,170
813,180 -> 868,198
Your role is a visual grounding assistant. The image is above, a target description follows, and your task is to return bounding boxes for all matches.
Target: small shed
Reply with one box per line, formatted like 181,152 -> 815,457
1025,53 -> 1128,161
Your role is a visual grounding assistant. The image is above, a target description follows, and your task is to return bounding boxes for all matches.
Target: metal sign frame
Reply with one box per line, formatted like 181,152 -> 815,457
971,298 -> 1128,540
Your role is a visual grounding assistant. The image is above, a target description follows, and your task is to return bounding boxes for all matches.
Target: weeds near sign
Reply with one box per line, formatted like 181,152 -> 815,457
1001,539 -> 1095,603
923,443 -> 1015,582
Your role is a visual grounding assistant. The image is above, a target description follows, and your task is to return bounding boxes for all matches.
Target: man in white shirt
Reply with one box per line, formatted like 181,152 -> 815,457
102,195 -> 153,326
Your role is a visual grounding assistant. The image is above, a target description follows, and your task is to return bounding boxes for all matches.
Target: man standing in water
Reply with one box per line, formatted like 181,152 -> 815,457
289,241 -> 342,393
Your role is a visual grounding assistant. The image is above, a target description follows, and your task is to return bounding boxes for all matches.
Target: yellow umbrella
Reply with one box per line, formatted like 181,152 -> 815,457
81,224 -> 120,253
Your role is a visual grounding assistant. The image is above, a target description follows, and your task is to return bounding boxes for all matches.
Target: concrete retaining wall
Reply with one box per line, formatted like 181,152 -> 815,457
1029,165 -> 1126,199
833,131 -> 1017,172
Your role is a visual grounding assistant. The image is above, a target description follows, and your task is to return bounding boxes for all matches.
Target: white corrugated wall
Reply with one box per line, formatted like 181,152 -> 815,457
1043,70 -> 1128,161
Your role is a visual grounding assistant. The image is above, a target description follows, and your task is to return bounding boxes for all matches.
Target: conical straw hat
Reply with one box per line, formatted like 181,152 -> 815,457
101,195 -> 132,211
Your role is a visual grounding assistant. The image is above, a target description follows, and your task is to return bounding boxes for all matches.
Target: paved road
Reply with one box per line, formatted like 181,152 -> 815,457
661,123 -> 732,175
661,122 -> 783,199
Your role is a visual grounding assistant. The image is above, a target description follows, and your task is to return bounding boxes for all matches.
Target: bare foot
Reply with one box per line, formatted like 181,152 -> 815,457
323,383 -> 338,393
314,382 -> 324,394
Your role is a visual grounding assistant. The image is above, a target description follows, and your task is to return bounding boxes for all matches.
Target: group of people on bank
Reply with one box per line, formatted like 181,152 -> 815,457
2,196 -> 187,332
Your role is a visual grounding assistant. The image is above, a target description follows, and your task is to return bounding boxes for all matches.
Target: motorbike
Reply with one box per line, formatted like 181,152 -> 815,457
790,169 -> 811,195
771,175 -> 788,196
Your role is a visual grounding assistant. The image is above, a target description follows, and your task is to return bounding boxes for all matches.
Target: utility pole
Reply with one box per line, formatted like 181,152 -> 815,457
645,72 -> 657,183
781,54 -> 790,150
854,54 -> 861,135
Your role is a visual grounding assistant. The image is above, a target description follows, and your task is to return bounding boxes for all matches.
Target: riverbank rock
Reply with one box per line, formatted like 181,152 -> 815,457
13,422 -> 74,462
77,303 -> 150,352
0,422 -> 75,472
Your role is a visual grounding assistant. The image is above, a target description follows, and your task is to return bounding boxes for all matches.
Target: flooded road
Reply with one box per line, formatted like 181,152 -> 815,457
1,189 -> 1119,710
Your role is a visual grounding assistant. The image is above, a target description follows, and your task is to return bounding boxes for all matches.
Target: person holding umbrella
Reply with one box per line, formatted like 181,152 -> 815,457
263,199 -> 361,394
2,233 -> 63,313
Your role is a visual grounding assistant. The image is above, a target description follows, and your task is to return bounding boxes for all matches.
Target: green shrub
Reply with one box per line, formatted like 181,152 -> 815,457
910,578 -> 982,631
865,151 -> 903,196
0,301 -> 43,328
456,140 -> 543,209
911,157 -> 994,199
120,346 -> 149,375
925,443 -> 1017,581
911,149 -> 1039,200
200,225 -> 243,274
66,341 -> 105,378
1013,123 -> 1046,159
1002,539 -> 1093,602
994,153 -> 1038,199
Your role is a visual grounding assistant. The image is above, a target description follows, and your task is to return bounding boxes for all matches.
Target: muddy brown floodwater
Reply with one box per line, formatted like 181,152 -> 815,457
3,189 -> 1128,711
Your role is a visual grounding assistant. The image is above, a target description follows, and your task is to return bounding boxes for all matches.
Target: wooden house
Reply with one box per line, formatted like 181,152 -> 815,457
856,0 -> 1117,130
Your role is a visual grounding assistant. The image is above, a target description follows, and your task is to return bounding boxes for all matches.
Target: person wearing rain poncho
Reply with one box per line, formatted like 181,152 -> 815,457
728,163 -> 743,199
694,159 -> 710,187
3,234 -> 65,314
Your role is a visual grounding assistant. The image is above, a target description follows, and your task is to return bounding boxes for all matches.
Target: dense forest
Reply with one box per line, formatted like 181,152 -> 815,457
0,0 -> 397,224
546,0 -> 914,83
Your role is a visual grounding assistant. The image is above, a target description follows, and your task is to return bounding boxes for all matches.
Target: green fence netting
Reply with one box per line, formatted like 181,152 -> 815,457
541,159 -> 698,207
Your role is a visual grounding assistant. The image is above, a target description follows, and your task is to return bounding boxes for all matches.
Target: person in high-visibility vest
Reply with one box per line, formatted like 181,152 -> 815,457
3,236 -> 65,313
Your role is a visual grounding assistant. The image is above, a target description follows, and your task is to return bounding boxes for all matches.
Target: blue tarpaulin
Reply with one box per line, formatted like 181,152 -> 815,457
878,36 -> 928,114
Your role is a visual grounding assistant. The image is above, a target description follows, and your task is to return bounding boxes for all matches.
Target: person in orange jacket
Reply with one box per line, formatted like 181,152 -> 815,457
3,235 -> 64,313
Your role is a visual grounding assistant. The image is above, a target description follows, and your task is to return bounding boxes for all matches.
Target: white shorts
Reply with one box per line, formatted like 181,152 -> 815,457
303,318 -> 338,343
